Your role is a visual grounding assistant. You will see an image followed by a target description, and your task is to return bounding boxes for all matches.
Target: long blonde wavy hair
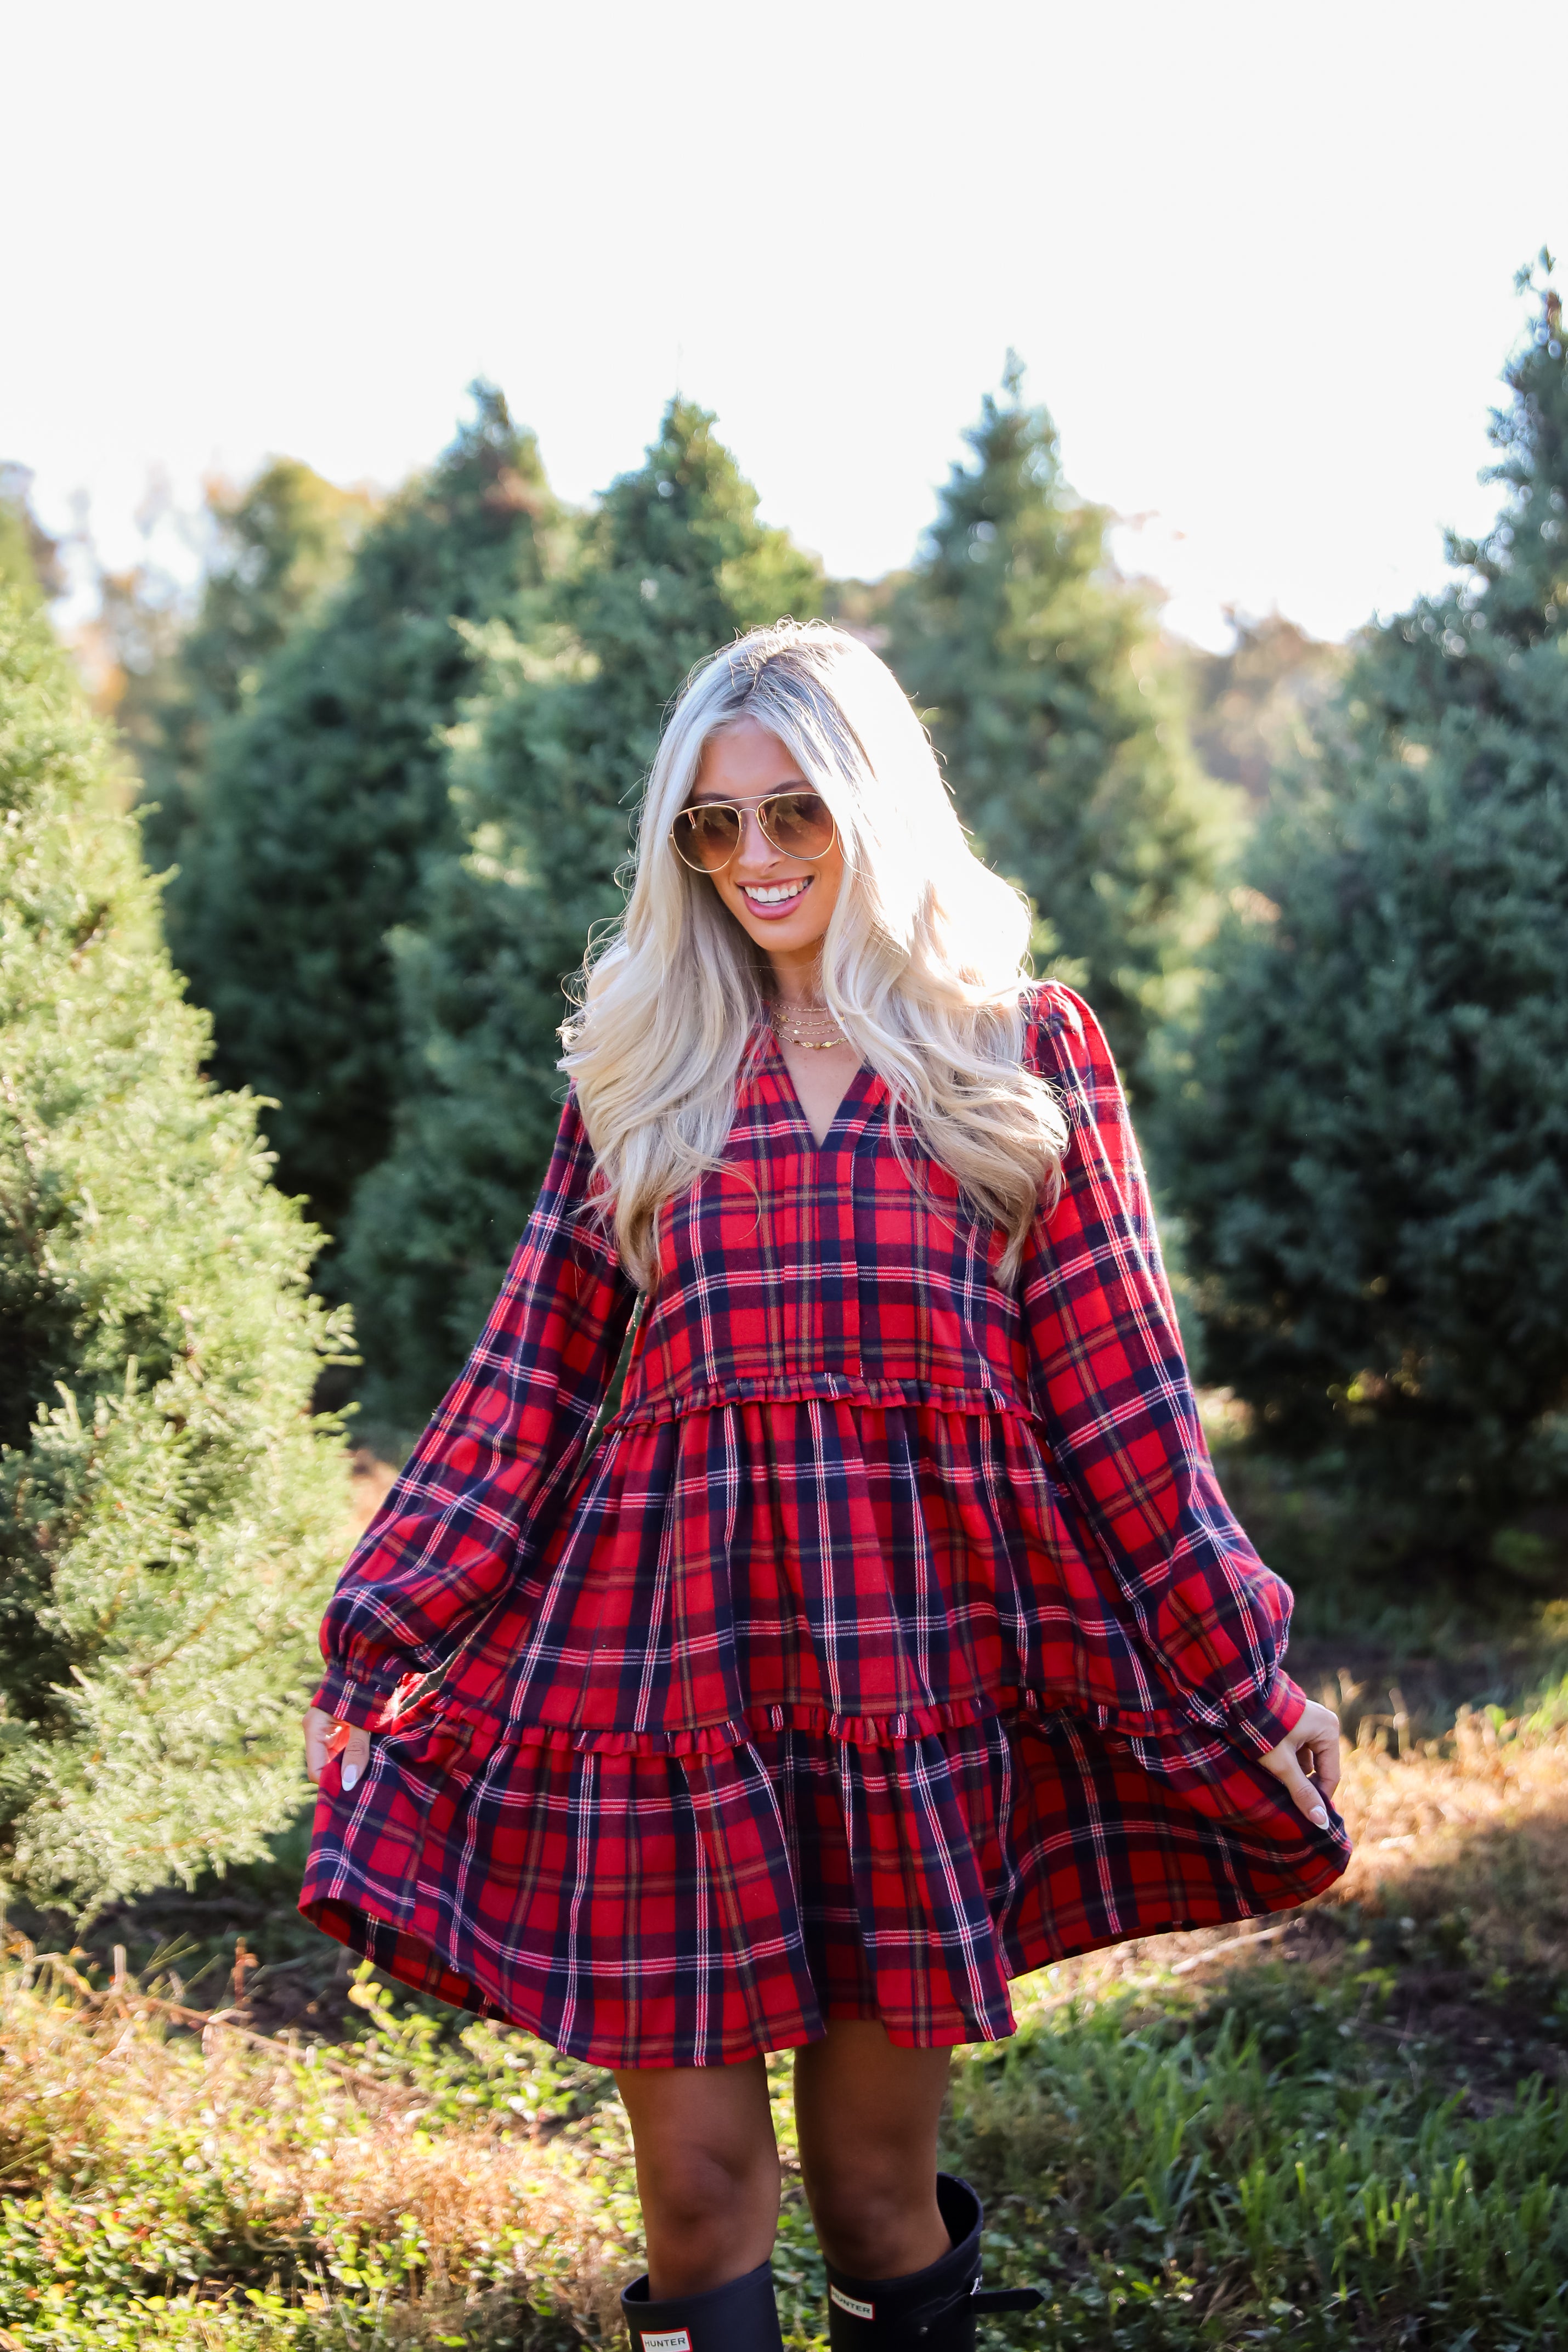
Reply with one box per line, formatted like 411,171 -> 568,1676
561,620 -> 1068,1288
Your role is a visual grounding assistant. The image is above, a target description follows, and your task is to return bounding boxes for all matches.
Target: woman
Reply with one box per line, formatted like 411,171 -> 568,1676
302,621 -> 1348,2351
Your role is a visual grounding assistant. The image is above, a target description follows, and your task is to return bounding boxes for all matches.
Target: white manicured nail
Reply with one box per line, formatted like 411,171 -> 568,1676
1310,1806 -> 1327,1828
341,1761 -> 360,1791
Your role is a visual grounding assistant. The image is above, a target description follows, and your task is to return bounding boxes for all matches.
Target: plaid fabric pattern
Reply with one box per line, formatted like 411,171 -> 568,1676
306,1706 -> 1340,2065
302,985 -> 1349,2063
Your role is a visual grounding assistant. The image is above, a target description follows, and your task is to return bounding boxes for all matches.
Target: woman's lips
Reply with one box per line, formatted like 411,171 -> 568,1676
739,875 -> 812,921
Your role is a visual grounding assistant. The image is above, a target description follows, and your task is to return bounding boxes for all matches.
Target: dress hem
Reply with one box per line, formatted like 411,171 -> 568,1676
298,1863 -> 1344,2070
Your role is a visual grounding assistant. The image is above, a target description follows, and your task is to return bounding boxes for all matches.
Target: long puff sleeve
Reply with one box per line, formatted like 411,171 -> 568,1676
313,1092 -> 636,1730
1021,986 -> 1306,1757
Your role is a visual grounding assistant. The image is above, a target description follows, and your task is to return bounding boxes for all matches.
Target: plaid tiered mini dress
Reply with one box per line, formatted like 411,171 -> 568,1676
301,983 -> 1349,2065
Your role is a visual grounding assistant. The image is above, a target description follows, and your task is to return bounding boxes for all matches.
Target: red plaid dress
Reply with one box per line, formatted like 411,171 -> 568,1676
301,984 -> 1349,2065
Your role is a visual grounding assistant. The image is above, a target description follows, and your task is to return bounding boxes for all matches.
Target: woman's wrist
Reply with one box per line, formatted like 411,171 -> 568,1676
1225,1669 -> 1309,1759
309,1664 -> 394,1732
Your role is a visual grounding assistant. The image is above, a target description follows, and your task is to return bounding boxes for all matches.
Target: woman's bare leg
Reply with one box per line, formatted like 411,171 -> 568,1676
794,2019 -> 952,2277
614,2057 -> 781,2297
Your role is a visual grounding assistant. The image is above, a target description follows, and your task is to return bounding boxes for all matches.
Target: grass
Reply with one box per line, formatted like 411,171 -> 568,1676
0,1948 -> 633,2349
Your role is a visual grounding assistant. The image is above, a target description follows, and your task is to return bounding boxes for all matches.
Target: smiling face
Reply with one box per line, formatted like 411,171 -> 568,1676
685,717 -> 846,991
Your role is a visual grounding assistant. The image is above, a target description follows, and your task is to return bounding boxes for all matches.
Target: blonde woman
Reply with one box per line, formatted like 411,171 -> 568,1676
302,622 -> 1347,2351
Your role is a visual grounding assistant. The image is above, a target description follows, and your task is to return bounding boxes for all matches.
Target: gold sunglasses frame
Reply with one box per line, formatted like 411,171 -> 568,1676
669,790 -> 839,874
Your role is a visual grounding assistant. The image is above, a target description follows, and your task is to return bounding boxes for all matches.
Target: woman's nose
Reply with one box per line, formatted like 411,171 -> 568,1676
732,807 -> 779,869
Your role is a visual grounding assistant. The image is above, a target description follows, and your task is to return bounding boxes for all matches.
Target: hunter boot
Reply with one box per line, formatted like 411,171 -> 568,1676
824,2174 -> 1041,2348
621,2257 -> 786,2351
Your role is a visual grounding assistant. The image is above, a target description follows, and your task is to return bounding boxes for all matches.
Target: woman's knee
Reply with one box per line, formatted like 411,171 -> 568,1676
794,2023 -> 951,2277
615,2062 -> 781,2291
641,2134 -> 780,2238
803,2154 -> 947,2279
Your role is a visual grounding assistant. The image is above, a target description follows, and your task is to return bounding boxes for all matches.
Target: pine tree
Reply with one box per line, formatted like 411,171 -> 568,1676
341,399 -> 823,1431
1169,258 -> 1568,1571
169,388 -> 565,1236
0,589 -> 350,1912
888,360 -> 1232,1079
128,459 -> 376,875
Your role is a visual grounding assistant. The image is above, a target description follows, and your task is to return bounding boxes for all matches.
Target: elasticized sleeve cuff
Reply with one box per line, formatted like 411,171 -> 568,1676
1227,1669 -> 1309,1759
310,1661 -> 399,1732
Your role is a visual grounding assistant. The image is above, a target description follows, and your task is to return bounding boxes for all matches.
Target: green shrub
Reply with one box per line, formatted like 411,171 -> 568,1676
0,591 -> 350,1912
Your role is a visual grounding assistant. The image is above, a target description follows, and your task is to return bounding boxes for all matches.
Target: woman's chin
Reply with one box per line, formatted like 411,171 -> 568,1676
739,914 -> 829,955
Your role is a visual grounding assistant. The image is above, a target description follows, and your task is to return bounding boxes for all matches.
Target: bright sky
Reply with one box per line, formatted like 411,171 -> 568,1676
6,2 -> 1564,649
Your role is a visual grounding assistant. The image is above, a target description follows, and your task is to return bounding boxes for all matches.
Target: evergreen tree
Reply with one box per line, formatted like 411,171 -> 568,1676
342,399 -> 822,1431
1169,258 -> 1568,1570
169,388 -> 565,1235
888,360 -> 1232,1079
0,590 -> 350,1912
127,458 -> 376,874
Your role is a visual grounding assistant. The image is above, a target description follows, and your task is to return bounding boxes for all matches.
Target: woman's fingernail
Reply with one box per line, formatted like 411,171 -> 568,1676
1310,1806 -> 1328,1828
341,1762 -> 360,1791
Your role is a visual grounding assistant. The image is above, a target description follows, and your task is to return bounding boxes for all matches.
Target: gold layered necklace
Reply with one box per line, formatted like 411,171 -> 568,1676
767,998 -> 848,1052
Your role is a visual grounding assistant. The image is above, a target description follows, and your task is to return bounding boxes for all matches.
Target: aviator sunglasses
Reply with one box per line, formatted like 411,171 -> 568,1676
670,789 -> 838,873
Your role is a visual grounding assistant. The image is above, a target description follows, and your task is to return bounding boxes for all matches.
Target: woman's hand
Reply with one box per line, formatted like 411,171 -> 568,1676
303,1705 -> 371,1791
1259,1698 -> 1340,1830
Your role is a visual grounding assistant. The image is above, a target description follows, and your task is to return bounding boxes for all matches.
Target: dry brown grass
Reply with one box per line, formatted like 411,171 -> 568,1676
0,1952 -> 638,2344
1329,1706 -> 1568,1972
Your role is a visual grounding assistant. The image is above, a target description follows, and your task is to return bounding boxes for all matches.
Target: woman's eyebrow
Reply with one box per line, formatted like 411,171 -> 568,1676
687,779 -> 811,802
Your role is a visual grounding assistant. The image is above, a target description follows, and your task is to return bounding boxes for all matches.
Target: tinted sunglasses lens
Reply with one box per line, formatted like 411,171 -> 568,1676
673,805 -> 742,868
761,793 -> 835,858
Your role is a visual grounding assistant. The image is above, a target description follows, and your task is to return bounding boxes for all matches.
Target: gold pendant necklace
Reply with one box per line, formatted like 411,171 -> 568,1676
768,1000 -> 848,1052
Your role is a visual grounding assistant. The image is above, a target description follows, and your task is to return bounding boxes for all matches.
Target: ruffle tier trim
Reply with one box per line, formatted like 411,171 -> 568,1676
319,1660 -> 1305,1762
501,1690 -> 1029,1755
607,1371 -> 1038,1430
370,1684 -> 1097,1759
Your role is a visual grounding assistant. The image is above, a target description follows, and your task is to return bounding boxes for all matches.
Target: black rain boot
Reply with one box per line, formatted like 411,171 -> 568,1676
824,2174 -> 1041,2348
621,2256 -> 785,2350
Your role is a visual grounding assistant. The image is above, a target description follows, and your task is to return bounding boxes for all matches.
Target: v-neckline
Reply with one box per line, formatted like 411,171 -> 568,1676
761,1023 -> 875,1154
